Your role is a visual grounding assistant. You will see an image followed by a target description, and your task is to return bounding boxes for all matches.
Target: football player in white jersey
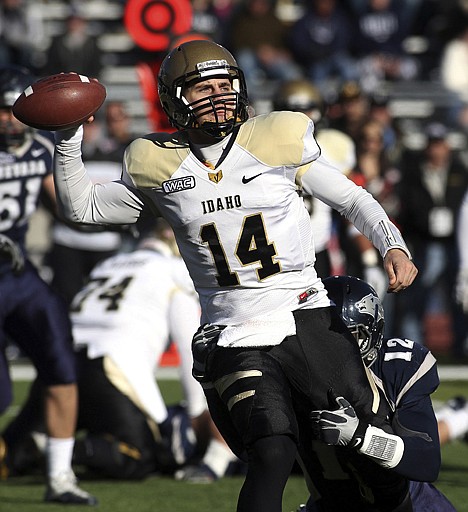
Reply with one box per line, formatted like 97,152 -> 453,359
70,218 -> 202,478
70,218 -> 237,480
51,40 -> 417,511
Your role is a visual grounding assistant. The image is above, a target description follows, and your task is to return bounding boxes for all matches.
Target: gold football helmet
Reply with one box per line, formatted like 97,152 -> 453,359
158,40 -> 249,138
273,79 -> 323,124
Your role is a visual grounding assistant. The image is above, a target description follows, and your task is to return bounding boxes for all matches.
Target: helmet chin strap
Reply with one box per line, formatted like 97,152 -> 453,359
199,119 -> 236,139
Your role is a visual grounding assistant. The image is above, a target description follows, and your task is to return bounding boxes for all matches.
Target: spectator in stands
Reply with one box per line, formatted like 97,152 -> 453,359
191,0 -> 225,43
288,0 -> 358,92
352,119 -> 401,221
43,10 -> 102,79
368,91 -> 402,164
395,122 -> 468,355
329,81 -> 370,144
349,0 -> 419,93
226,0 -> 302,96
0,0 -> 44,70
90,101 -> 136,163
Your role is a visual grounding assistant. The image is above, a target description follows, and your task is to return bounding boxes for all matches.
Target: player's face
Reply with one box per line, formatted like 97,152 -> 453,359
184,78 -> 236,126
0,108 -> 27,147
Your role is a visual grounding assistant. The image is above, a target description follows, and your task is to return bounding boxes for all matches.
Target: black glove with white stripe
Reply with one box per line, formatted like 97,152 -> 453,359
191,323 -> 225,382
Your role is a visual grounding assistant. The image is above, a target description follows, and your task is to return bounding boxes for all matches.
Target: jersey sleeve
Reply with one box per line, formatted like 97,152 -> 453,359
54,126 -> 146,224
299,158 -> 411,259
375,339 -> 441,482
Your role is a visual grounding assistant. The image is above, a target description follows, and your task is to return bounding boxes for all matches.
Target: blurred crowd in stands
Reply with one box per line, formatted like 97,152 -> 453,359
2,0 -> 468,357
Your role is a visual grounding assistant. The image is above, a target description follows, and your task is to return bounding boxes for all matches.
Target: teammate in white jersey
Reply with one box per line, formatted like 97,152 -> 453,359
70,219 -> 201,478
51,41 -> 417,512
71,219 -> 236,479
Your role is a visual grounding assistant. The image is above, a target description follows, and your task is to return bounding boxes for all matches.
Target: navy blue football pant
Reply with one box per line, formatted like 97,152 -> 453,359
0,260 -> 76,412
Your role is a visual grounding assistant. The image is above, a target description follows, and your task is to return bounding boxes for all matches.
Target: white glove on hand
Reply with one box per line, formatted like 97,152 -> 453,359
0,234 -> 25,275
310,391 -> 366,448
455,269 -> 468,313
363,265 -> 387,299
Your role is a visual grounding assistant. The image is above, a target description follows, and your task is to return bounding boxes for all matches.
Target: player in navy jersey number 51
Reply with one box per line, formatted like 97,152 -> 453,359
0,66 -> 96,505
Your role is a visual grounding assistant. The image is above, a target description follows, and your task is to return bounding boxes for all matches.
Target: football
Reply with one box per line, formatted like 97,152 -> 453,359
12,73 -> 106,131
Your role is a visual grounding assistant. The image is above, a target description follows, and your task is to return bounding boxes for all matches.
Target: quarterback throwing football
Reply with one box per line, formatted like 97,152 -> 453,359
52,41 -> 417,511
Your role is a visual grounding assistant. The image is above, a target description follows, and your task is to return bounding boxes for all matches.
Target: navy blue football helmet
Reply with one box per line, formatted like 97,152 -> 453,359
0,65 -> 36,147
323,276 -> 384,367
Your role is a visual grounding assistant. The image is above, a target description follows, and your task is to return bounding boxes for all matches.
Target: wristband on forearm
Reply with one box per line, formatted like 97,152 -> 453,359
373,220 -> 412,260
358,425 -> 404,469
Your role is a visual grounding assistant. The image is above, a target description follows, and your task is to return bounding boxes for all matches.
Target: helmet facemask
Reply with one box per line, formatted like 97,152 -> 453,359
348,314 -> 384,368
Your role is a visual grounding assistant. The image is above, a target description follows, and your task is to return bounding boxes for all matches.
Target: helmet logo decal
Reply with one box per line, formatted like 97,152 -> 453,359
355,293 -> 383,321
197,60 -> 230,77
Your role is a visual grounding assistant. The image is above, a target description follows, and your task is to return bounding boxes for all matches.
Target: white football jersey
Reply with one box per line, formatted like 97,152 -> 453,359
123,111 -> 330,339
54,111 -> 411,348
70,244 -> 205,421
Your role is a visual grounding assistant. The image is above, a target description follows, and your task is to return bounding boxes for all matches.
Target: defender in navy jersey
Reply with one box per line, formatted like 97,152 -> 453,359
0,66 -> 96,505
301,276 -> 455,511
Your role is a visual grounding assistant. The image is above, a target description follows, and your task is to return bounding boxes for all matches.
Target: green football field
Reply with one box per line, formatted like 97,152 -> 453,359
1,378 -> 468,512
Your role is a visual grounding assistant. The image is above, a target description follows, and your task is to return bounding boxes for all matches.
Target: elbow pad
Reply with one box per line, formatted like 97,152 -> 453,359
358,425 -> 404,469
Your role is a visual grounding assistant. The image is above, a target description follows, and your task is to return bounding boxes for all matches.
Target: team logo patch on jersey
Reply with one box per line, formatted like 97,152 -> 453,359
208,170 -> 223,183
162,176 -> 196,194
